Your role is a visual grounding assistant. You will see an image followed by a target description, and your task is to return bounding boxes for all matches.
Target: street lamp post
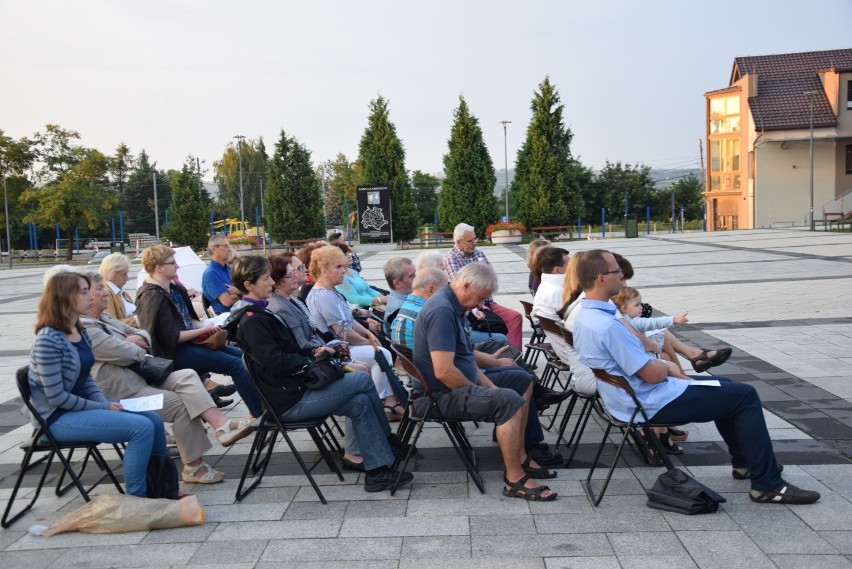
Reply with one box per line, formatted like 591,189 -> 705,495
804,91 -> 817,231
234,135 -> 246,228
2,166 -> 12,269
500,120 -> 511,220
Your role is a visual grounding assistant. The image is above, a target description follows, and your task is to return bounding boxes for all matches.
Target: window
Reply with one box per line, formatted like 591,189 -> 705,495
847,81 -> 852,109
846,144 -> 852,173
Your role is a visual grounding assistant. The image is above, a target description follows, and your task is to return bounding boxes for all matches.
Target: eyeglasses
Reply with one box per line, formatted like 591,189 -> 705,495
161,261 -> 177,266
295,264 -> 306,272
599,267 -> 623,277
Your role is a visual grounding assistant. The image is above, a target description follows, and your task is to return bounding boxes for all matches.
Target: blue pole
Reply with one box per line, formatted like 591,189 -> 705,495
164,210 -> 169,225
75,227 -> 79,252
671,192 -> 675,233
56,223 -> 61,249
28,222 -> 33,251
111,218 -> 116,243
680,205 -> 685,232
577,216 -> 582,240
646,206 -> 651,235
601,208 -> 606,239
702,202 -> 707,232
119,211 -> 124,241
210,210 -> 214,235
624,192 -> 628,216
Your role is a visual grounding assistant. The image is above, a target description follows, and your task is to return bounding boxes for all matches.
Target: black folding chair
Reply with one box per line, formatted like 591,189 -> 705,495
518,300 -> 549,368
583,369 -> 676,506
3,367 -> 125,528
235,356 -> 344,504
390,345 -> 484,495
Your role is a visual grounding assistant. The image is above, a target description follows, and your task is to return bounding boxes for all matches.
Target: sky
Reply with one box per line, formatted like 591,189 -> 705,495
2,0 -> 851,180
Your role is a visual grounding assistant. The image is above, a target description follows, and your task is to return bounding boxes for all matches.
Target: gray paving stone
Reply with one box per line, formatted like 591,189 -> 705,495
403,558 -> 545,569
544,557 -> 622,569
345,499 -> 409,518
282,499 -> 348,520
0,549 -> 65,569
728,509 -> 839,554
340,515 -> 469,537
139,523 -> 217,544
291,483 -> 410,502
659,509 -> 740,531
769,554 -> 852,568
819,531 -> 852,554
616,555 -> 699,569
406,496 -> 531,517
472,533 -> 613,558
606,532 -> 687,556
201,502 -> 287,522
262,537 -> 402,561
676,530 -> 776,569
408,481 -> 470,499
8,530 -> 146,550
535,511 -> 669,535
207,519 -> 341,540
257,562 -> 398,569
470,513 -> 536,535
45,543 -> 200,568
188,539 -> 268,565
400,535 -> 471,558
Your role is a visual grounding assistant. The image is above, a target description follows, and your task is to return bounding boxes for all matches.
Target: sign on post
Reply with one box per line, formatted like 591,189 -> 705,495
356,186 -> 392,242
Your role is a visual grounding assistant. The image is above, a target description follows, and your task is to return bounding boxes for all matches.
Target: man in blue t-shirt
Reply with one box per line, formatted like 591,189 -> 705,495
573,249 -> 819,505
202,236 -> 240,314
412,262 -> 557,502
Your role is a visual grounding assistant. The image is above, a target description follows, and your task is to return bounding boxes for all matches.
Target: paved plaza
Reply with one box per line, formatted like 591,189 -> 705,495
0,228 -> 850,568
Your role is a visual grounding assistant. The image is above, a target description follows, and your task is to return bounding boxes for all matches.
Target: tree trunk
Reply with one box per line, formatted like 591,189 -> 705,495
66,228 -> 74,261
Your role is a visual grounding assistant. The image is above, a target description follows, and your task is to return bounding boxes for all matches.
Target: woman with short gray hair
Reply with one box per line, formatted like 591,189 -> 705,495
99,252 -> 136,324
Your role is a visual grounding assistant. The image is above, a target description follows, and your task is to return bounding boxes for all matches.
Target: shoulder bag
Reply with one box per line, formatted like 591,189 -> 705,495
130,355 -> 174,387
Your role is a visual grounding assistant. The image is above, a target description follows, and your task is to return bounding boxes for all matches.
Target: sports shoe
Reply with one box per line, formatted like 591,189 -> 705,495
364,468 -> 413,493
749,483 -> 820,504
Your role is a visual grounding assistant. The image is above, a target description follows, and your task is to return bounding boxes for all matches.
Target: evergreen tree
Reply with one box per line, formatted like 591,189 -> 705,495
411,170 -> 441,226
110,143 -> 133,192
317,159 -> 344,229
357,96 -> 416,242
265,129 -> 324,242
511,77 -> 584,227
120,151 -> 171,235
438,96 -> 497,236
162,157 -> 209,249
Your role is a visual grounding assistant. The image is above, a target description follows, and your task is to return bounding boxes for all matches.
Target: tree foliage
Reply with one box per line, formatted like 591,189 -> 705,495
357,96 -> 417,241
162,157 -> 209,249
22,149 -> 115,259
213,137 -> 267,223
663,173 -> 704,221
510,77 -> 584,228
587,161 -> 657,221
411,170 -> 441,226
438,96 -> 497,236
110,143 -> 133,193
0,130 -> 37,249
119,151 -> 171,236
265,129 -> 324,242
31,124 -> 85,183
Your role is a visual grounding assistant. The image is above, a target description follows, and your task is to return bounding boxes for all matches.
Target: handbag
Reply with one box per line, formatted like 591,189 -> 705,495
468,309 -> 508,335
296,352 -> 346,390
192,329 -> 228,350
645,468 -> 726,515
130,355 -> 174,387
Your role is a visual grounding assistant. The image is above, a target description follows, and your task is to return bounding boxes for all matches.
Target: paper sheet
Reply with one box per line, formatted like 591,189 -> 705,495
690,379 -> 721,387
120,394 -> 164,412
203,312 -> 230,326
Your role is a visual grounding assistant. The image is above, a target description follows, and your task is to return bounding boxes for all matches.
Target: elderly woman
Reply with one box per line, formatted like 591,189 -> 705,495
28,272 -> 166,497
305,245 -> 404,421
229,255 -> 413,491
98,252 -> 137,324
134,244 -> 263,418
79,270 -> 251,484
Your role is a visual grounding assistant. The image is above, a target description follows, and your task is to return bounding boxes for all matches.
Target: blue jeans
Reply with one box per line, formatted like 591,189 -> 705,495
174,343 -> 262,417
49,409 -> 167,497
483,366 -> 545,448
279,371 -> 394,470
652,377 -> 784,492
471,330 -> 508,346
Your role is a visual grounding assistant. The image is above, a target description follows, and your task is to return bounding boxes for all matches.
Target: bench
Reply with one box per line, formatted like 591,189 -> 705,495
416,231 -> 454,247
828,211 -> 852,232
530,225 -> 574,240
283,238 -> 323,251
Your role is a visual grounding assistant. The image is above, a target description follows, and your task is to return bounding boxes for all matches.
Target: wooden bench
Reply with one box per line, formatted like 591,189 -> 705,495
530,225 -> 574,240
283,238 -> 323,251
828,211 -> 852,232
416,231 -> 454,247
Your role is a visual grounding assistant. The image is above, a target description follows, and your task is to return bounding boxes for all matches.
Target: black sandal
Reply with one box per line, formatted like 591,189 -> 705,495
521,455 -> 557,479
638,429 -> 665,466
384,403 -> 405,422
667,427 -> 689,442
502,473 -> 557,502
659,432 -> 683,455
689,347 -> 732,373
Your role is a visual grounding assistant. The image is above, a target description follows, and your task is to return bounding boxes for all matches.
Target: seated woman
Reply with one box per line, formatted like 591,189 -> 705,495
229,255 -> 413,492
28,272 -> 166,497
79,271 -> 251,484
305,245 -> 405,421
134,244 -> 263,418
331,242 -> 387,309
98,252 -> 137,325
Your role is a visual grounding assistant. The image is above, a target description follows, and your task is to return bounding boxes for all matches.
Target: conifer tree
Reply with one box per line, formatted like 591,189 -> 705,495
357,96 -> 416,241
265,129 -> 324,242
511,77 -> 584,227
162,157 -> 208,249
438,96 -> 498,236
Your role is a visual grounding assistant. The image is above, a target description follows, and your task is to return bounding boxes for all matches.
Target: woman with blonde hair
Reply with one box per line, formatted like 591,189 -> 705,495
99,252 -> 137,324
28,272 -> 166,497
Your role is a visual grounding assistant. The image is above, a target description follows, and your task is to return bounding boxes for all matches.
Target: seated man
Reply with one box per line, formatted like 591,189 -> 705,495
444,223 -> 523,348
382,257 -> 416,335
413,262 -> 558,500
572,249 -> 820,505
391,267 -> 446,351
202,235 -> 240,314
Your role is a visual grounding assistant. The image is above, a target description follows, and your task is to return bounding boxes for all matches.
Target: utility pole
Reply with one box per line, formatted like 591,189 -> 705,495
804,91 -> 817,231
152,173 -> 160,240
2,164 -> 11,269
234,135 -> 246,228
500,120 -> 511,220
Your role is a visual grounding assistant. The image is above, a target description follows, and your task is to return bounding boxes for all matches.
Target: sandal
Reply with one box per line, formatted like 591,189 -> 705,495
521,455 -> 557,479
689,347 -> 732,373
182,462 -> 225,484
637,429 -> 665,466
502,473 -> 557,502
658,432 -> 683,455
667,427 -> 689,442
384,403 -> 405,422
215,419 -> 253,447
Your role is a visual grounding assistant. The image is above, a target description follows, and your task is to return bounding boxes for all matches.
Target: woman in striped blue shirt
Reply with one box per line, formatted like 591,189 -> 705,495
28,272 -> 166,497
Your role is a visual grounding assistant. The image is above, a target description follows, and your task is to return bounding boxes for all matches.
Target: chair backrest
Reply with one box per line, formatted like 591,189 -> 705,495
518,300 -> 544,335
241,355 -> 280,424
519,300 -> 534,318
591,368 -> 634,395
537,315 -> 562,336
389,344 -> 430,394
554,320 -> 575,348
16,366 -> 60,443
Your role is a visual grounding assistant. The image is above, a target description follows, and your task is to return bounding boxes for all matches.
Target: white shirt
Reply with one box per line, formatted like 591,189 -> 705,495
108,280 -> 136,317
531,272 -> 565,322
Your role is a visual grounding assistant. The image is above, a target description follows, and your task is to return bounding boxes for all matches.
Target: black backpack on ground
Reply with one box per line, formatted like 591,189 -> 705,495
646,468 -> 726,514
146,453 -> 180,500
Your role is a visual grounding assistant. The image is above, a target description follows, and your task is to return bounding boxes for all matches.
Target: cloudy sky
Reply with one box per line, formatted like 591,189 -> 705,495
2,0 -> 850,178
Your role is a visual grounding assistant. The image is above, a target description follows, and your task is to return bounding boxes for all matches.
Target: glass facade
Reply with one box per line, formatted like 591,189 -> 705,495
708,95 -> 741,193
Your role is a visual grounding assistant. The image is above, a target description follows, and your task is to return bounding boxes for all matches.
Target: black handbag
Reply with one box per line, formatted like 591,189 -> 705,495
468,309 -> 508,335
645,468 -> 726,515
130,355 -> 174,387
296,352 -> 346,390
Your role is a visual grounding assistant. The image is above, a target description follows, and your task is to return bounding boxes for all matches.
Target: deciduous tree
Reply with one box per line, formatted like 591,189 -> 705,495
411,170 -> 441,227
213,137 -> 266,222
0,130 -> 36,249
589,161 -> 657,221
438,96 -> 497,235
357,96 -> 416,242
265,130 -> 324,242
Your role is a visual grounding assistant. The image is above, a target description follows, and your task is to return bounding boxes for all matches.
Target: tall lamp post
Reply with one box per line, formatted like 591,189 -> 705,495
2,165 -> 11,269
804,91 -> 817,231
500,120 -> 511,220
234,135 -> 246,228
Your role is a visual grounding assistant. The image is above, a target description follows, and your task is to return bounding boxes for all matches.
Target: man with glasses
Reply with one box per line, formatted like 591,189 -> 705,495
202,236 -> 240,314
573,250 -> 820,505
